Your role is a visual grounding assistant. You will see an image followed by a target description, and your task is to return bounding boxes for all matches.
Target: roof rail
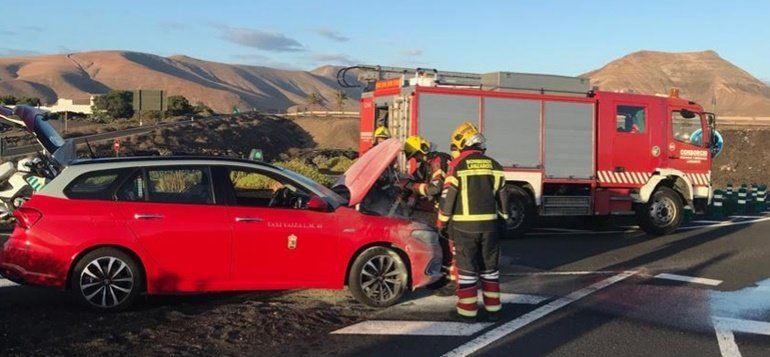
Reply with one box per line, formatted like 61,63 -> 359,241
336,65 -> 481,88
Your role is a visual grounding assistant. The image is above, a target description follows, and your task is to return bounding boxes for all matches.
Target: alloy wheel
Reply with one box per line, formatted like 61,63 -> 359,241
359,255 -> 403,304
79,256 -> 134,308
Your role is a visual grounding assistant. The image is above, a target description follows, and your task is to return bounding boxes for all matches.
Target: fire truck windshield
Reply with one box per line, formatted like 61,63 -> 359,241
672,110 -> 705,146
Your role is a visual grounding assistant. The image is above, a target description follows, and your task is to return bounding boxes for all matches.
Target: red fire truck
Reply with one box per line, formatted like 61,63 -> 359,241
338,66 -> 720,236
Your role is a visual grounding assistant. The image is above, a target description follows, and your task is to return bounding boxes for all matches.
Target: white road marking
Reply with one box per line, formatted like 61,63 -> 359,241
383,293 -> 548,316
678,216 -> 770,230
712,317 -> 770,357
714,323 -> 742,357
654,273 -> 723,286
713,317 -> 770,335
691,220 -> 726,224
331,320 -> 493,336
503,270 -> 622,276
528,229 -> 635,236
442,271 -> 635,357
729,215 -> 766,219
0,278 -> 18,288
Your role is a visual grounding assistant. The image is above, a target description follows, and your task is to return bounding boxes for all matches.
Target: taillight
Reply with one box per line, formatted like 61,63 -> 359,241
13,207 -> 42,229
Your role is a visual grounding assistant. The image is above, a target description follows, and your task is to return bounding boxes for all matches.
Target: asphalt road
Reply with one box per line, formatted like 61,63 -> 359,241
2,214 -> 770,356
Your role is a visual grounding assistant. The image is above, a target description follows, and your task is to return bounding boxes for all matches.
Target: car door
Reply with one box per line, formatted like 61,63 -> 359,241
114,165 -> 232,293
216,166 -> 339,289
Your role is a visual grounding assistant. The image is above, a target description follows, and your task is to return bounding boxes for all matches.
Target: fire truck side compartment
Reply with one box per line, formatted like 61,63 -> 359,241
417,93 -> 479,152
483,97 -> 541,168
544,101 -> 595,179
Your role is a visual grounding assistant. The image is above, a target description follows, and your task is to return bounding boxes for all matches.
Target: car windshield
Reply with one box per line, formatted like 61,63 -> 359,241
279,167 -> 348,206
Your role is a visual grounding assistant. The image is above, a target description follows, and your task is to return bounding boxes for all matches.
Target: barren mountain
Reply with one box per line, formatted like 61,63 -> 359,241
582,50 -> 770,116
0,51 -> 360,113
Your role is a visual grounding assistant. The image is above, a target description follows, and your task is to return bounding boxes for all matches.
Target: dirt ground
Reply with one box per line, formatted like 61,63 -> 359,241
0,286 -> 373,356
288,117 -> 359,150
712,128 -> 770,187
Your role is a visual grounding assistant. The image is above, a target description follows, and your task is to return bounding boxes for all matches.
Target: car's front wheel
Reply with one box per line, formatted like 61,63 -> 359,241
70,247 -> 143,311
348,247 -> 408,307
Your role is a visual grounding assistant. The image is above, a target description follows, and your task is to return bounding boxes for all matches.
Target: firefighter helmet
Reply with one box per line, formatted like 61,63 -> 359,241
374,126 -> 391,139
404,135 -> 431,158
451,122 -> 485,151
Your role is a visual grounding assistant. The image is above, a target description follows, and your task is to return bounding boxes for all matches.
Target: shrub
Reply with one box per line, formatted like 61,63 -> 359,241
274,159 -> 334,186
328,156 -> 355,173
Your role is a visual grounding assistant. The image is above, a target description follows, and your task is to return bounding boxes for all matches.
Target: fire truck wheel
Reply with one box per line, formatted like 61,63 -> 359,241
504,185 -> 536,239
348,247 -> 408,307
635,186 -> 684,236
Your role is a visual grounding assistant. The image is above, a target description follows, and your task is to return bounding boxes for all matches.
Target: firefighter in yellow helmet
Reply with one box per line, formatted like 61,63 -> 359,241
438,121 -> 508,320
403,135 -> 457,295
373,126 -> 391,146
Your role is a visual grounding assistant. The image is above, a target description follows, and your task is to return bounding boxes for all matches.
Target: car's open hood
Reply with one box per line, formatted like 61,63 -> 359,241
334,138 -> 401,207
9,105 -> 66,155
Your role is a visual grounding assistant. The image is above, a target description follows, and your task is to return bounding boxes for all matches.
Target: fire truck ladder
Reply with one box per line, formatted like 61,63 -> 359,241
336,65 -> 482,88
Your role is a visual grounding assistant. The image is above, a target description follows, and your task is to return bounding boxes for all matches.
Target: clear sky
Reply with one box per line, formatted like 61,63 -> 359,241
1,0 -> 768,80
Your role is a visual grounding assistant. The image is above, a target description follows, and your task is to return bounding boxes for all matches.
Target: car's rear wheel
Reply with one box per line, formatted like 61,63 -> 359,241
70,247 -> 143,311
348,247 -> 408,307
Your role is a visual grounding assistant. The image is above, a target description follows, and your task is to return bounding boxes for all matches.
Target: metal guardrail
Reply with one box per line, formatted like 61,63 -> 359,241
0,117 -> 221,160
280,111 -> 359,118
718,116 -> 770,128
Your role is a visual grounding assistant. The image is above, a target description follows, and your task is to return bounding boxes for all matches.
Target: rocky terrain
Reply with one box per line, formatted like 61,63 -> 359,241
583,50 -> 770,116
0,51 -> 360,113
3,49 -> 770,117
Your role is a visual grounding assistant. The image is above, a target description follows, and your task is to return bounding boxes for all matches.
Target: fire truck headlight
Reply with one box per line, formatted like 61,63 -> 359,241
411,229 -> 438,246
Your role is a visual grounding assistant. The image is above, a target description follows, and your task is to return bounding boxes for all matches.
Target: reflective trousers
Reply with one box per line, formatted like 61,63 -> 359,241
452,228 -> 502,317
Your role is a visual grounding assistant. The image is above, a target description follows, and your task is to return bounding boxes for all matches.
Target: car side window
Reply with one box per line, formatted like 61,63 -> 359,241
116,170 -> 146,202
65,169 -> 127,200
227,168 -> 309,209
616,106 -> 646,134
146,167 -> 214,204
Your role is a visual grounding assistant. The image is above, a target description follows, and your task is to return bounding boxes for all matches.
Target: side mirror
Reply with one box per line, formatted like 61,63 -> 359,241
307,195 -> 330,212
680,109 -> 695,119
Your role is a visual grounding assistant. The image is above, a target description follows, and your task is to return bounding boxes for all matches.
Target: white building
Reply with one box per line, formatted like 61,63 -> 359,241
39,96 -> 94,114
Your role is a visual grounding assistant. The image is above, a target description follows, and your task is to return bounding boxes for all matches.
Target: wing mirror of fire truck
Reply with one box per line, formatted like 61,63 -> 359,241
306,195 -> 330,212
680,109 -> 696,119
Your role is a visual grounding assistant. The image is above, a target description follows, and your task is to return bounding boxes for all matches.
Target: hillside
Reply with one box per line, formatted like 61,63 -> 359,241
0,51 -> 360,113
582,50 -> 770,116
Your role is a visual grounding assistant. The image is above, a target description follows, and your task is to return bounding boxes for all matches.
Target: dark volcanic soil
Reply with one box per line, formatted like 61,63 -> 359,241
713,128 -> 770,187
0,287 -> 372,356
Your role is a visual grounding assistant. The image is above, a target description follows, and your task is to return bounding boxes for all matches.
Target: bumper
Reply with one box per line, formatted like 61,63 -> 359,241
0,227 -> 67,288
406,239 -> 443,289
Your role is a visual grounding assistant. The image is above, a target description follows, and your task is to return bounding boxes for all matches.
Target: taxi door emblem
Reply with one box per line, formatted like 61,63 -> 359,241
287,234 -> 298,250
651,146 -> 661,157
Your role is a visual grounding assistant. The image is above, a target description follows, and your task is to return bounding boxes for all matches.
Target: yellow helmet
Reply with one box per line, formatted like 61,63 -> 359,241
450,121 -> 485,151
404,135 -> 431,158
373,126 -> 391,139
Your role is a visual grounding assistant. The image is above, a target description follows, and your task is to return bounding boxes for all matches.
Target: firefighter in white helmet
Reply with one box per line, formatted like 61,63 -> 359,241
438,122 -> 508,320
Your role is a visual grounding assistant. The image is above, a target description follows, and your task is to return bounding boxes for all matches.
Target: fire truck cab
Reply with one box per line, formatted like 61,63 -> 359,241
341,66 -> 719,236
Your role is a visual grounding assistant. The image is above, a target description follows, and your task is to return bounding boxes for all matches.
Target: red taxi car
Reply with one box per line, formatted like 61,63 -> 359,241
0,139 -> 442,310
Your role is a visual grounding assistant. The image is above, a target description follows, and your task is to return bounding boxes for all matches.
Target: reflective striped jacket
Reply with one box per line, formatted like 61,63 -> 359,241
410,151 -> 451,201
438,149 -> 508,232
